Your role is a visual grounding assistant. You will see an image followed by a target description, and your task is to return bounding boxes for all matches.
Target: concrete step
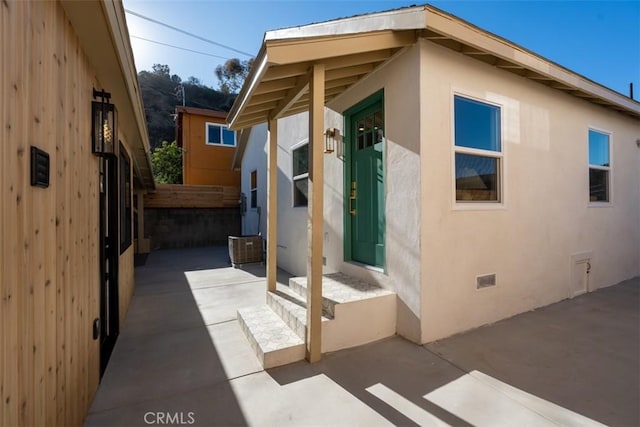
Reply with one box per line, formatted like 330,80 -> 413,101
289,272 -> 397,353
266,285 -> 332,340
237,305 -> 305,369
239,272 -> 397,368
289,272 -> 395,317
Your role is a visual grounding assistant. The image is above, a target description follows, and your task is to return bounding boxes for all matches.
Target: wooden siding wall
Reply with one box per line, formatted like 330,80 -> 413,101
0,2 -> 132,426
145,184 -> 240,208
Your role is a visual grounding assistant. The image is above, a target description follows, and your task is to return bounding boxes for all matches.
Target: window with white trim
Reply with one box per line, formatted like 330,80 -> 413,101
454,95 -> 502,202
250,170 -> 257,209
588,129 -> 610,202
292,143 -> 309,207
205,122 -> 236,147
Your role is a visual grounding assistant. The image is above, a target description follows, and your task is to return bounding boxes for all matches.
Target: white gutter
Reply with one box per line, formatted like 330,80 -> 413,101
265,6 -> 427,41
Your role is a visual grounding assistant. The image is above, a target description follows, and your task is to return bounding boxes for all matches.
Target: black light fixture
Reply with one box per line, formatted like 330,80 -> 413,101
92,88 -> 116,156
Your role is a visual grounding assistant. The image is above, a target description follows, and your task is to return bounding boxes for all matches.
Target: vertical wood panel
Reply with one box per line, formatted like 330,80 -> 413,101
31,3 -> 47,426
63,15 -> 76,425
1,0 -> 18,425
0,0 -> 6,421
18,0 -> 35,424
54,4 -> 67,424
42,4 -> 59,425
1,1 -> 113,426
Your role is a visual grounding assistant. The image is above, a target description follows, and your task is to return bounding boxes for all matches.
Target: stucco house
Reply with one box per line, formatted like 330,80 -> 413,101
228,5 -> 640,367
1,1 -> 154,425
176,106 -> 240,187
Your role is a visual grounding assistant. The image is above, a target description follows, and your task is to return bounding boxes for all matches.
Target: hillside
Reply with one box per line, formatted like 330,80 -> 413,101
138,65 -> 236,149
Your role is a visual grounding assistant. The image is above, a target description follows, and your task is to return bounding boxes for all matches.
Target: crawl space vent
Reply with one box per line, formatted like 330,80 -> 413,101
477,274 -> 496,289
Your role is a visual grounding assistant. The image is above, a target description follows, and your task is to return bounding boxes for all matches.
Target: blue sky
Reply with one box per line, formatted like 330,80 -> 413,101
123,1 -> 640,97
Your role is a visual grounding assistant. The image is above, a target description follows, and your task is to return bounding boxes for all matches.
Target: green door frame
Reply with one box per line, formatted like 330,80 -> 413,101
343,89 -> 385,268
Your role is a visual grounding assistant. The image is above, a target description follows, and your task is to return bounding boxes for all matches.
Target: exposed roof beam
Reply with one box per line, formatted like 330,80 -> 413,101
265,30 -> 416,65
232,116 -> 267,130
262,62 -> 310,82
325,85 -> 351,97
326,76 -> 361,90
574,92 -> 599,99
551,84 -> 578,91
233,110 -> 269,126
326,63 -> 375,81
249,90 -> 290,107
495,59 -> 524,69
423,29 -> 448,40
526,72 -> 554,81
241,100 -> 280,116
281,103 -> 311,118
270,71 -> 311,120
324,49 -> 393,70
253,77 -> 298,96
461,46 -> 491,56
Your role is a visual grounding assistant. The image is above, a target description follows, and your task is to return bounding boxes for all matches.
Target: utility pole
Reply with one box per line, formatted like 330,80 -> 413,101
175,84 -> 185,106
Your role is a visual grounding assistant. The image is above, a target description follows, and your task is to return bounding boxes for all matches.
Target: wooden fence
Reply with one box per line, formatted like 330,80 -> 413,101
144,184 -> 240,208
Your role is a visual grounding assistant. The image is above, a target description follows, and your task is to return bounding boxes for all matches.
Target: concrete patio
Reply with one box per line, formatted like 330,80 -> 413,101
84,246 -> 639,426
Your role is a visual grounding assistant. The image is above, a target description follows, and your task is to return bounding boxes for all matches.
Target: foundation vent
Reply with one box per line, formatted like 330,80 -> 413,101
477,274 -> 496,289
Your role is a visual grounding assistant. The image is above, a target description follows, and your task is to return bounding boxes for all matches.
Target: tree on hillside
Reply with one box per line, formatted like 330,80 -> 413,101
215,58 -> 254,94
137,64 -> 236,149
151,141 -> 182,184
152,63 -> 170,77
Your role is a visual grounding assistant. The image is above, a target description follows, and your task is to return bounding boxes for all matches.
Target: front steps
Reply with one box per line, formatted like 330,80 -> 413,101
237,272 -> 396,369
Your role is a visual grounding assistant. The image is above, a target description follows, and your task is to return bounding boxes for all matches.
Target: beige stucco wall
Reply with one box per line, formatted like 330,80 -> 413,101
244,45 -> 424,342
328,45 -> 423,342
419,38 -> 640,343
242,38 -> 638,346
276,113 -> 310,276
240,123 -> 268,237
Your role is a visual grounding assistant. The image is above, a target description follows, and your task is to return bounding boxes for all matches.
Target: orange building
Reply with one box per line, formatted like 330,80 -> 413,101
176,106 -> 240,186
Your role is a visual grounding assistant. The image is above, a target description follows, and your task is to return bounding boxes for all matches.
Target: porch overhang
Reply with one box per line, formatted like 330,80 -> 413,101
227,4 -> 639,130
227,7 -> 426,131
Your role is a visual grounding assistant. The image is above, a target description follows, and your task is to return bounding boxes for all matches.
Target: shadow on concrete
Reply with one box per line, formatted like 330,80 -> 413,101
87,245 -> 638,426
268,336 -> 472,426
424,277 -> 640,427
85,246 -> 248,427
268,277 -> 639,427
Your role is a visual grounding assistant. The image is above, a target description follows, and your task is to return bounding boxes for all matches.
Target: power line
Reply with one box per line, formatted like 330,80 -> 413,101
125,9 -> 253,58
130,35 -> 230,60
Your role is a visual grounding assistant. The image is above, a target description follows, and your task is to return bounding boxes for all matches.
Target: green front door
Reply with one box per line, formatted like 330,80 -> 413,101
346,93 -> 385,267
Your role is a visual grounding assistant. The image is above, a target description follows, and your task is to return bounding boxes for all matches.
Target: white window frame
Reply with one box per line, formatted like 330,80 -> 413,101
291,139 -> 309,208
205,122 -> 236,147
451,92 -> 505,210
588,127 -> 612,207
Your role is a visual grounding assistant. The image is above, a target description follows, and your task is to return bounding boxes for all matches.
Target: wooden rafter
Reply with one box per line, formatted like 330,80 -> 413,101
271,71 -> 311,120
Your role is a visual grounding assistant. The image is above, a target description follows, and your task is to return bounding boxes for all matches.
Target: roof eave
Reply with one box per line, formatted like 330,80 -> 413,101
228,3 -> 639,128
61,0 -> 156,190
264,5 -> 428,41
227,7 -> 429,131
228,46 -> 270,130
423,5 -> 640,118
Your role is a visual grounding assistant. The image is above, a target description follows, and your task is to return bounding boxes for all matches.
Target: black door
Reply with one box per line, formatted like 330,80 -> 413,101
99,155 -> 119,377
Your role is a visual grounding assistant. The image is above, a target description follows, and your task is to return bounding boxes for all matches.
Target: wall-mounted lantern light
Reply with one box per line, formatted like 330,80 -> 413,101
324,128 -> 339,154
92,88 -> 116,156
